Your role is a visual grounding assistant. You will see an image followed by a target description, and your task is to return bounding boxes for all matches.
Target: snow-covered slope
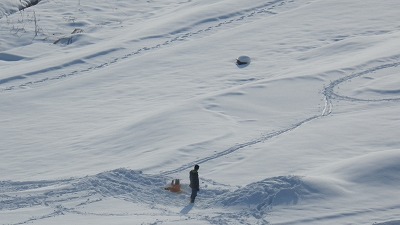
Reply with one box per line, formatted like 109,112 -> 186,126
1,0 -> 400,224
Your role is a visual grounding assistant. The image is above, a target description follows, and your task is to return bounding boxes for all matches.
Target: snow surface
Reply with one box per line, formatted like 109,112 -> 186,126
1,0 -> 400,224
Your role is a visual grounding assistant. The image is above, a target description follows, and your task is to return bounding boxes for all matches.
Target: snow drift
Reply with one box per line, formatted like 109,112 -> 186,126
316,149 -> 400,186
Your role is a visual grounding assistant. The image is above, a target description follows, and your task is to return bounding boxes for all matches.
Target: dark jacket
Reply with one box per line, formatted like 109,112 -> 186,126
189,169 -> 199,190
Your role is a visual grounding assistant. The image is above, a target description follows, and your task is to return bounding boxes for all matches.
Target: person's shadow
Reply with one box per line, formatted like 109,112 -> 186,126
180,204 -> 194,214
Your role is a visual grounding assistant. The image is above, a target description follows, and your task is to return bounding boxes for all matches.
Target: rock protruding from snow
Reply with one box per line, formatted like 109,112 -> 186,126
236,55 -> 251,67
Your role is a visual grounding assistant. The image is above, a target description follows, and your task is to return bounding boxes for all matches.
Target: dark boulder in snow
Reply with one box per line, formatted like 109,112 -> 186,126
236,55 -> 251,67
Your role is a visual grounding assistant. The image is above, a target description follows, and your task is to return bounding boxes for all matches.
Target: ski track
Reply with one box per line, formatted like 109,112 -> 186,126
0,0 -> 299,92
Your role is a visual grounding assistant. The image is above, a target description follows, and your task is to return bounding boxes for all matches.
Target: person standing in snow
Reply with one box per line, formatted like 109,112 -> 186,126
189,164 -> 200,203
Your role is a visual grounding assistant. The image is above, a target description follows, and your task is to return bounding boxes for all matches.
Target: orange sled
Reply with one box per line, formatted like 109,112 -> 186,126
164,179 -> 181,193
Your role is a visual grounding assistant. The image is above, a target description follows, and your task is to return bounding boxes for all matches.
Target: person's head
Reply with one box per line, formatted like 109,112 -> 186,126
194,164 -> 199,171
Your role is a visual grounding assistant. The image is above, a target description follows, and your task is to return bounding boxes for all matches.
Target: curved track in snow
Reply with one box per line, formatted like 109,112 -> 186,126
162,58 -> 400,175
324,61 -> 400,103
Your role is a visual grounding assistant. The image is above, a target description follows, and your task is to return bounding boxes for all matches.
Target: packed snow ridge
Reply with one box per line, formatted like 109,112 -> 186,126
0,169 -> 311,224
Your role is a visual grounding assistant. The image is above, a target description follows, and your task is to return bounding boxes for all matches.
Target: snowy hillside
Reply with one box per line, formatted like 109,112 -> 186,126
1,0 -> 400,224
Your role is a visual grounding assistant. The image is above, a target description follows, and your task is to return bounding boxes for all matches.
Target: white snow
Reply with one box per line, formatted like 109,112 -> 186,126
1,0 -> 400,224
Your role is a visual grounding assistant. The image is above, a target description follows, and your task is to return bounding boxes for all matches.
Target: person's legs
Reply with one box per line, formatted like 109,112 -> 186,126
190,189 -> 198,203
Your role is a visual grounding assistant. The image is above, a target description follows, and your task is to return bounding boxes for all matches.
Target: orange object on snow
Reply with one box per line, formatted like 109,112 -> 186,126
165,179 -> 181,193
